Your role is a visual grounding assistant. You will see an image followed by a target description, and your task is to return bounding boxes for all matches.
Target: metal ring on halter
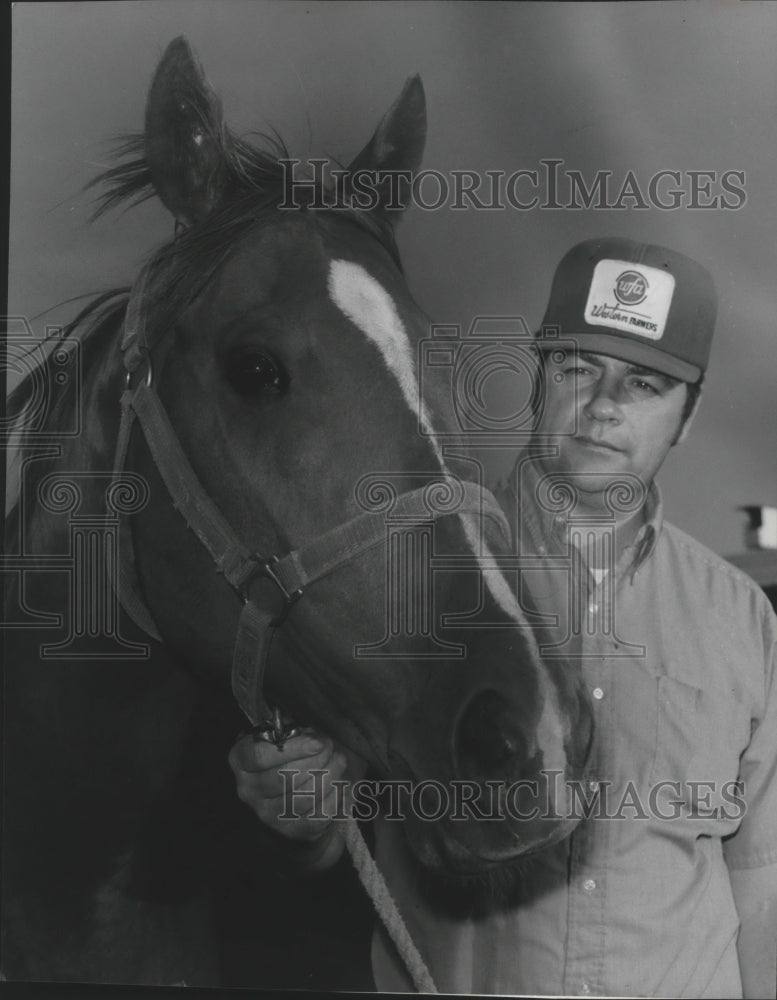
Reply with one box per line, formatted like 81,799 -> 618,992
124,355 -> 154,390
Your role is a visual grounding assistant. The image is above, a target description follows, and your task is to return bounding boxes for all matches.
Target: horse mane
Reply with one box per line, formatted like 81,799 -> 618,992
8,126 -> 405,491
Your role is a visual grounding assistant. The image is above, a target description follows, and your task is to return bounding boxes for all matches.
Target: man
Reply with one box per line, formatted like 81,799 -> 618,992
230,238 -> 777,998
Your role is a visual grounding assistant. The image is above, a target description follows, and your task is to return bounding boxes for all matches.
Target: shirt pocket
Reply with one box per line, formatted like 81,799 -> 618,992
650,674 -> 750,815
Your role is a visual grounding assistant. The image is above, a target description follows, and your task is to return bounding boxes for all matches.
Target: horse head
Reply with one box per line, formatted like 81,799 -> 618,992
111,38 -> 592,885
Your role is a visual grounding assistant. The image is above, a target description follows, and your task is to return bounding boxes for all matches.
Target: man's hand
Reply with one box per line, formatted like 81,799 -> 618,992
228,729 -> 351,871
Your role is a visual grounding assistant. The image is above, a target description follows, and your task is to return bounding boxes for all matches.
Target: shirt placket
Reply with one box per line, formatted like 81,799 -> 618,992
563,811 -> 609,996
563,646 -> 614,996
513,462 -> 663,997
562,540 -> 619,997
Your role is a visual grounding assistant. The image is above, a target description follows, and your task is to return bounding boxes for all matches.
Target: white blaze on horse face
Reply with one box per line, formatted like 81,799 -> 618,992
328,258 -> 570,774
327,259 -> 436,436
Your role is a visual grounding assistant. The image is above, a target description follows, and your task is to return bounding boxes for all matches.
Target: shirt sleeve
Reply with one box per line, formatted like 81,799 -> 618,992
723,597 -> 777,870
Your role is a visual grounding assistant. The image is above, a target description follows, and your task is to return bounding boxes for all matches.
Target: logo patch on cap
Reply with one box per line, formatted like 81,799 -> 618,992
584,259 -> 675,340
613,270 -> 648,306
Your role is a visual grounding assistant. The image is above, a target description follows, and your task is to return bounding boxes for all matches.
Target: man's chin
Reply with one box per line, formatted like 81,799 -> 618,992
552,465 -> 630,496
567,470 -> 624,492
550,441 -> 634,479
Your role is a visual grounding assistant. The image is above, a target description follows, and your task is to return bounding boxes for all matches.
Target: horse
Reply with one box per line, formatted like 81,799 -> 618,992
2,37 -> 592,989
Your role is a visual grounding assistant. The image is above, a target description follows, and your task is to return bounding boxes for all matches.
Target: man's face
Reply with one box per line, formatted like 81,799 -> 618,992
534,349 -> 691,498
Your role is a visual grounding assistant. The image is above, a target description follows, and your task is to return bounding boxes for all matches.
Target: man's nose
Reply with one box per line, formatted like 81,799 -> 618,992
584,383 -> 623,423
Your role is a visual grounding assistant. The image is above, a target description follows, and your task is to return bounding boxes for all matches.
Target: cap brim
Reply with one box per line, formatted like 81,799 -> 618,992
537,331 -> 701,383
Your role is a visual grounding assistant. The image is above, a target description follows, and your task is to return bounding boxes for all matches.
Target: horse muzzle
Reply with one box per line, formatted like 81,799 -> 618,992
384,668 -> 594,879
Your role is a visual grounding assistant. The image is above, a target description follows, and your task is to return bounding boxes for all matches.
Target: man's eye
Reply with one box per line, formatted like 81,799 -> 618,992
630,378 -> 660,395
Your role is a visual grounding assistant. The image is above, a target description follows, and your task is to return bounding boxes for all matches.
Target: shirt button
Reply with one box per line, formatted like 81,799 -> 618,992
580,984 -> 592,996
583,878 -> 597,891
588,780 -> 600,793
592,687 -> 604,700
588,602 -> 598,614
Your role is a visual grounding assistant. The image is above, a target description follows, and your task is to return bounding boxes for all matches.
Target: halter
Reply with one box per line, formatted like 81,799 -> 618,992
112,265 -> 512,745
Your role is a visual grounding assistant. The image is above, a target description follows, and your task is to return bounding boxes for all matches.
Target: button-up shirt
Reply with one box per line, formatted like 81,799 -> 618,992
372,452 -> 777,997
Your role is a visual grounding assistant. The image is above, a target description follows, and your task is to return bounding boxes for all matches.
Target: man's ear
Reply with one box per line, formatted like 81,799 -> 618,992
673,386 -> 703,446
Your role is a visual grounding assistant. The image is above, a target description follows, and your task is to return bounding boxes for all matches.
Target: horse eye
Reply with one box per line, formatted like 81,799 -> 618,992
225,351 -> 289,396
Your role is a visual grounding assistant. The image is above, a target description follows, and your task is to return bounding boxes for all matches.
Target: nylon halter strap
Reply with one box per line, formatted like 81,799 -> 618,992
113,267 -> 512,741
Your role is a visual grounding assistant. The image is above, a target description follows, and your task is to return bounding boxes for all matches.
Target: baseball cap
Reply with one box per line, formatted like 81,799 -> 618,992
536,237 -> 717,381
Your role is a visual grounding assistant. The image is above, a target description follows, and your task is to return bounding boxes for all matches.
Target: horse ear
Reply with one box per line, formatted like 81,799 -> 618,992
144,37 -> 230,226
345,75 -> 426,217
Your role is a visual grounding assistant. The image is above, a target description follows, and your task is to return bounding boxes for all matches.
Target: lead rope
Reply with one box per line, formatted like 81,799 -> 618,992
340,815 -> 438,994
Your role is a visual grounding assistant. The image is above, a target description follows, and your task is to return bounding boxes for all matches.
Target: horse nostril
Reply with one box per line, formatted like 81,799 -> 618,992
455,689 -> 530,778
